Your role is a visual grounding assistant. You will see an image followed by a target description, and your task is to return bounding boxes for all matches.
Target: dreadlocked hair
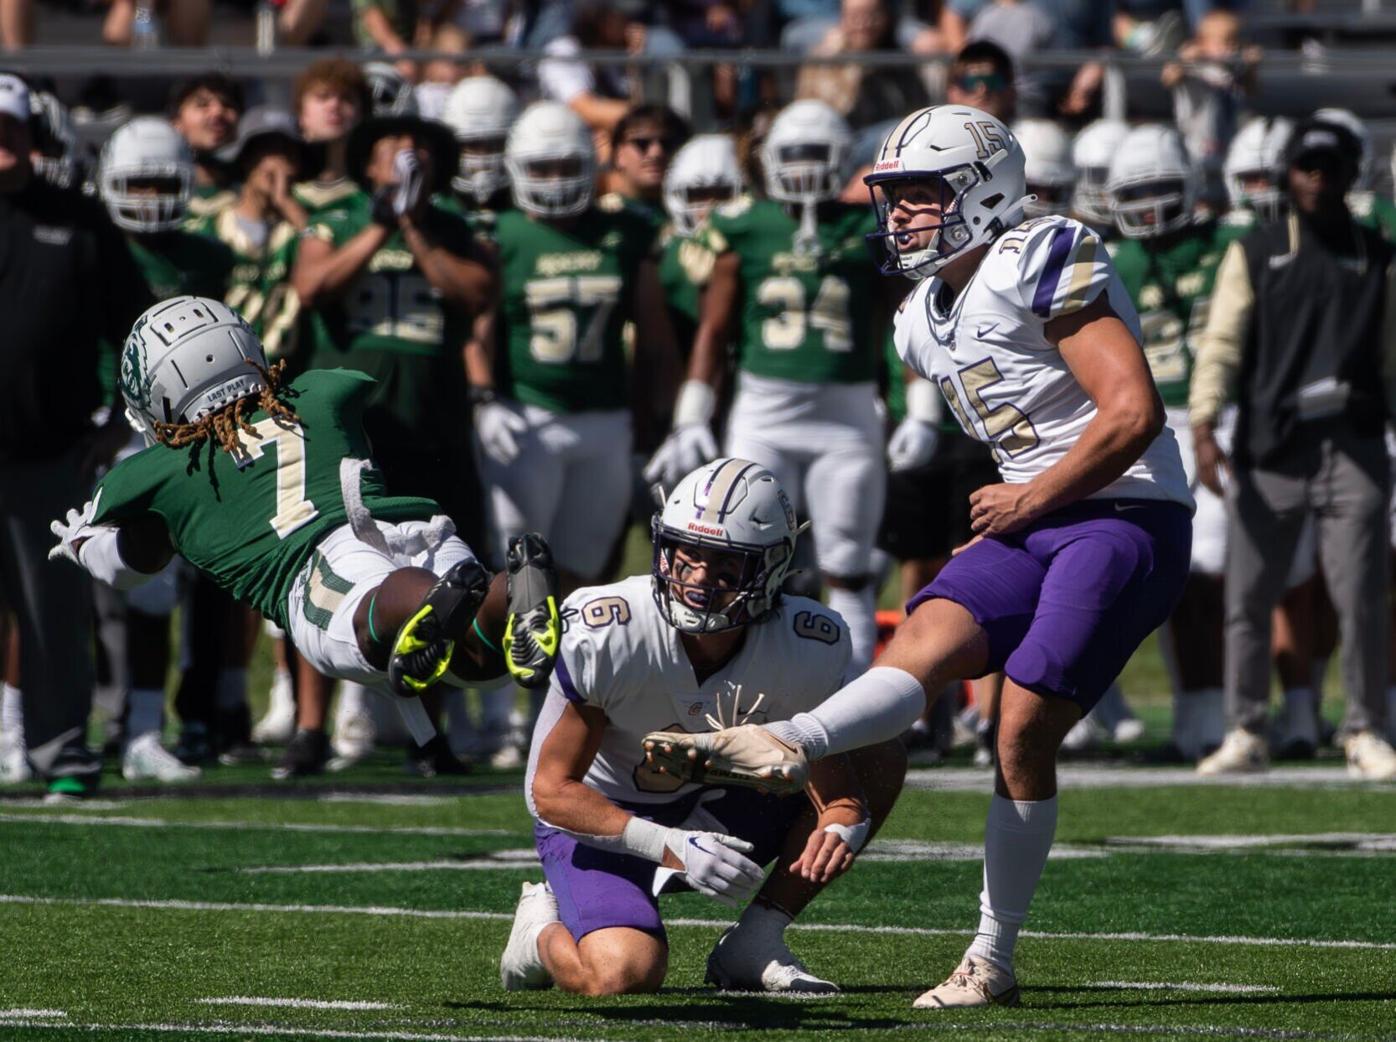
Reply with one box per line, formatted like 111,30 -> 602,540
151,359 -> 299,454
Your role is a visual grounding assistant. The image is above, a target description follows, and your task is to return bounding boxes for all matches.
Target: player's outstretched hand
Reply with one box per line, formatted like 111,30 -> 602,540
48,498 -> 101,566
643,424 -> 717,488
1192,424 -> 1230,497
791,826 -> 855,883
475,399 -> 528,465
887,417 -> 940,472
665,828 -> 765,907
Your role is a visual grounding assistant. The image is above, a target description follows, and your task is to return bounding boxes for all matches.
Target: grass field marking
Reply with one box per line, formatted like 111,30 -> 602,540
906,765 -> 1371,792
0,1009 -> 67,1018
0,1020 -> 623,1042
1105,833 -> 1396,851
1090,981 -> 1281,994
240,852 -> 541,875
196,998 -> 402,1011
7,894 -> 1396,952
0,812 -> 518,838
319,795 -> 458,806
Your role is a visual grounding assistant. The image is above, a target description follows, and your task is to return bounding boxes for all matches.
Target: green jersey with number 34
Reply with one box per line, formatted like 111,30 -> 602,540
696,197 -> 880,385
493,202 -> 658,414
1110,220 -> 1236,408
91,368 -> 439,630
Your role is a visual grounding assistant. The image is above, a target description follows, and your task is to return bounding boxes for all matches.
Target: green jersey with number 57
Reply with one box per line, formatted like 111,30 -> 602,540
696,197 -> 880,384
90,368 -> 439,631
493,201 -> 659,414
1110,220 -> 1235,408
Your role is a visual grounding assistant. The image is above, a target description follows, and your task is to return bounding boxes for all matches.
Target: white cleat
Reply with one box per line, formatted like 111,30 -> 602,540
1112,717 -> 1146,743
0,736 -> 32,783
122,732 -> 201,783
1196,728 -> 1269,776
913,954 -> 1020,1009
705,925 -> 838,994
251,669 -> 296,745
1344,731 -> 1396,781
489,744 -> 525,771
328,708 -> 377,771
500,881 -> 558,991
1061,714 -> 1105,752
641,724 -> 808,794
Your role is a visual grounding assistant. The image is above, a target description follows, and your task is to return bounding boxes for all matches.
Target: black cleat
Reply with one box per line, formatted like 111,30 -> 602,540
503,533 -> 561,689
271,728 -> 330,779
387,559 -> 492,698
405,735 -> 475,778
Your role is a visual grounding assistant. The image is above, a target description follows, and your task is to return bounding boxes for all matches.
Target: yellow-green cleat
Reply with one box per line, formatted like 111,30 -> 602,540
502,533 -> 561,689
387,559 -> 492,698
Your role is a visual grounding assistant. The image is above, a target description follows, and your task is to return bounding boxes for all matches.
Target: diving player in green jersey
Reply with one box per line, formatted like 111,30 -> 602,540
49,297 -> 563,716
1107,124 -> 1242,762
467,100 -> 681,590
658,133 -> 745,355
646,100 -> 888,675
438,75 -> 520,244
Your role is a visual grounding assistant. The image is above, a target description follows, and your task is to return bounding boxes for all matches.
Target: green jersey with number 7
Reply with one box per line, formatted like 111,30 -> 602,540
90,363 -> 440,632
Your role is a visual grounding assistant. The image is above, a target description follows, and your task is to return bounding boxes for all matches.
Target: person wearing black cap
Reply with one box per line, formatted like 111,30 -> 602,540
288,108 -> 492,777
1190,115 -> 1396,781
0,72 -> 153,799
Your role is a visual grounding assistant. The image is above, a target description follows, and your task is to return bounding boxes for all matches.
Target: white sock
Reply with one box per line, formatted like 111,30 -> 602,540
268,668 -> 293,709
338,681 -> 368,718
735,901 -> 793,948
216,668 -> 247,712
1193,687 -> 1226,755
126,688 -> 165,741
826,586 -> 877,677
766,666 -> 925,760
966,794 -> 1058,974
2,683 -> 24,745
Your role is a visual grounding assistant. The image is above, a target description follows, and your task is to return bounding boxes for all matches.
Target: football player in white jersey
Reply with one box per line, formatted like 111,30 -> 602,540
641,106 -> 1194,1009
501,458 -> 906,996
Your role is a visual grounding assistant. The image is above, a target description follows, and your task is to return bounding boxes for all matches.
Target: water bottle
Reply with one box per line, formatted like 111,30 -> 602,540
133,2 -> 159,49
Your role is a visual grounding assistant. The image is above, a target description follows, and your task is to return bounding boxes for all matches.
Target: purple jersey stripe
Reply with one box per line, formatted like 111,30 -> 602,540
555,653 -> 585,706
1031,224 -> 1076,318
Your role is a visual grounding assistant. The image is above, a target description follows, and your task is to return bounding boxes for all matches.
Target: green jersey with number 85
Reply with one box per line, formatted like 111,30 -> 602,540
696,197 -> 879,385
1110,220 -> 1235,408
493,201 -> 659,414
90,368 -> 439,631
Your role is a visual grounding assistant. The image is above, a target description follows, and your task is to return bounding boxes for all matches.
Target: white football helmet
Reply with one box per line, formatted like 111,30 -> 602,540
120,296 -> 268,444
441,76 -> 520,203
651,458 -> 802,633
864,105 -> 1027,280
1313,107 -> 1371,189
759,99 -> 851,205
505,101 -> 595,218
663,134 -> 744,235
364,61 -> 417,117
29,89 -> 80,190
99,117 -> 194,233
1071,118 -> 1129,227
1013,119 -> 1075,219
1107,124 -> 1196,239
1224,116 -> 1292,220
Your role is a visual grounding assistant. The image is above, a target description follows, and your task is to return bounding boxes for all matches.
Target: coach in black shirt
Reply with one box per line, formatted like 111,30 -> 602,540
1189,116 -> 1396,780
0,73 -> 152,797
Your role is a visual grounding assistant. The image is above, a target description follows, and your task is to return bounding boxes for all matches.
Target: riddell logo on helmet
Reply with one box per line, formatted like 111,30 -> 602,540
874,159 -> 902,172
687,522 -> 726,537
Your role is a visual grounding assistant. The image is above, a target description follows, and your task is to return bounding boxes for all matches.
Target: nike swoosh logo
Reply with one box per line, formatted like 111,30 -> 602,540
1268,254 -> 1295,269
688,837 -> 713,855
976,322 -> 999,339
1114,502 -> 1145,512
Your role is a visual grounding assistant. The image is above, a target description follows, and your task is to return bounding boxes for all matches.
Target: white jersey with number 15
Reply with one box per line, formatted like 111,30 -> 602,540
893,214 -> 1193,509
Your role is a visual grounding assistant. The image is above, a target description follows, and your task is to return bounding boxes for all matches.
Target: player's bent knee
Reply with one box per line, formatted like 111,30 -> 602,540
576,930 -> 667,995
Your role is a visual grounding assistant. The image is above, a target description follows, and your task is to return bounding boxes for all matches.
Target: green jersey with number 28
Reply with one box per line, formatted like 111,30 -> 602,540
91,368 -> 439,630
493,201 -> 659,414
696,197 -> 880,385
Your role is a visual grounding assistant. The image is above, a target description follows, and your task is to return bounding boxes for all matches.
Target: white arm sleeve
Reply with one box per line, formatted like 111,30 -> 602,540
78,527 -> 153,592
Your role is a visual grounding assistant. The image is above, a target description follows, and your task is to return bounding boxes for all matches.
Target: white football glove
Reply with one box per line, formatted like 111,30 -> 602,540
643,424 -> 717,488
474,399 -> 528,466
887,418 -> 940,472
665,827 -> 765,907
392,148 -> 426,217
48,497 -> 102,567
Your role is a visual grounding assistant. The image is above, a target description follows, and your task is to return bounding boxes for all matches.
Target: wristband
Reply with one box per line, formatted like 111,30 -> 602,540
905,378 -> 943,425
78,527 -> 146,591
673,380 -> 716,428
468,385 -> 498,407
620,815 -> 670,864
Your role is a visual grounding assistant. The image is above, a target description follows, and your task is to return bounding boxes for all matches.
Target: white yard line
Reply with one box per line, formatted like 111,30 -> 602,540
1091,980 -> 1280,994
196,998 -> 401,1011
0,812 -> 515,838
0,1009 -> 67,1018
0,1021 -> 614,1042
906,765 -> 1378,792
241,852 -> 541,875
4,893 -> 1391,952
319,795 -> 457,807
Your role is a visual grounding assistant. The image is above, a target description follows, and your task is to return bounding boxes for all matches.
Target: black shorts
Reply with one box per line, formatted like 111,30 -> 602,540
877,432 -> 999,562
